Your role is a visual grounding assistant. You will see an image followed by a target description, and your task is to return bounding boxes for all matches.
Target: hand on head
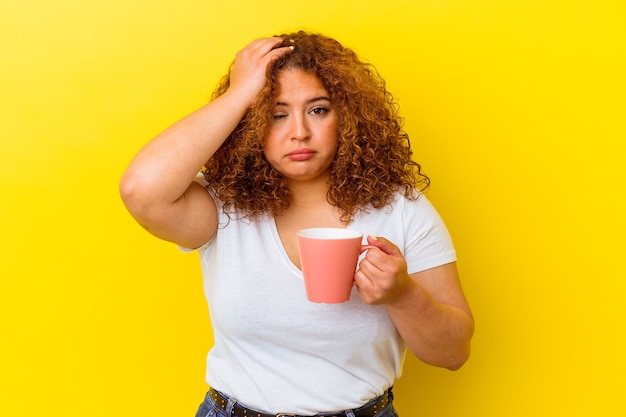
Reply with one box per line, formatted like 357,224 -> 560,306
229,37 -> 294,108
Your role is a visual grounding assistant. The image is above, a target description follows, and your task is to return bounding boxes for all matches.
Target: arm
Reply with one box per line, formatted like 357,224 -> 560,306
119,38 -> 293,248
355,236 -> 474,370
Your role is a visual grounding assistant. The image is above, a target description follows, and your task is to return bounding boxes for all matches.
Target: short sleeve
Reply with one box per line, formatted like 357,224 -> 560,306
401,195 -> 457,274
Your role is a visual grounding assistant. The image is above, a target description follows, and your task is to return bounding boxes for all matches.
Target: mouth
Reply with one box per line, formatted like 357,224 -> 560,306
286,148 -> 316,161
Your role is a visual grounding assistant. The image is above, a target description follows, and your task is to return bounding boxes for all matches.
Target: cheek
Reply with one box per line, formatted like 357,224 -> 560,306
264,124 -> 285,145
262,136 -> 280,164
263,129 -> 278,150
324,124 -> 339,147
329,117 -> 339,137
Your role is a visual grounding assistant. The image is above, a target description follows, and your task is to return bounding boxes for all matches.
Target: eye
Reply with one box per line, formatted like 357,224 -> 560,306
272,113 -> 287,121
310,106 -> 328,116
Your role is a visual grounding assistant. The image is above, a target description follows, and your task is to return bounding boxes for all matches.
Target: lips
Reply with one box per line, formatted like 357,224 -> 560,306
286,148 -> 316,161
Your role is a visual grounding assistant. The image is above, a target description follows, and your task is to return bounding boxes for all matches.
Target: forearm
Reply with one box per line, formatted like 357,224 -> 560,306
387,280 -> 474,371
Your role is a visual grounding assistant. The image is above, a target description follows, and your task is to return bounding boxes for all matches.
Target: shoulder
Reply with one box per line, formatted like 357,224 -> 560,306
375,189 -> 438,218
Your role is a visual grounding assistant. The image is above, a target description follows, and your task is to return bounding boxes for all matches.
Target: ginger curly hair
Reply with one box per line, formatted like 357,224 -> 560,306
202,31 -> 429,221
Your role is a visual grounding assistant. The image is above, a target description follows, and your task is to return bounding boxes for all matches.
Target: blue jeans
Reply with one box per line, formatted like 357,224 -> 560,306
194,389 -> 399,417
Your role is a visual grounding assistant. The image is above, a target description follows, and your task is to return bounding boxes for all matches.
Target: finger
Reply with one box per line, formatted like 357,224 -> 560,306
358,253 -> 384,276
245,37 -> 291,57
354,272 -> 382,305
272,37 -> 296,50
354,270 -> 375,302
237,38 -> 293,71
234,38 -> 278,65
365,235 -> 402,257
264,42 -> 294,63
354,268 -> 374,287
265,37 -> 295,60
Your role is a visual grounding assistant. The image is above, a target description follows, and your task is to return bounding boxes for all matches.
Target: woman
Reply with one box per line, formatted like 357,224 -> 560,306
120,31 -> 474,417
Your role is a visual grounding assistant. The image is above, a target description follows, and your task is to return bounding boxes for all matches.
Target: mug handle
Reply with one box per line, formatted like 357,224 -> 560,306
360,244 -> 377,254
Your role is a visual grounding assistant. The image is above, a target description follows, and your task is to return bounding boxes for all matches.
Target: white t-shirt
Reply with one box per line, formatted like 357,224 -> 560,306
192,192 -> 456,414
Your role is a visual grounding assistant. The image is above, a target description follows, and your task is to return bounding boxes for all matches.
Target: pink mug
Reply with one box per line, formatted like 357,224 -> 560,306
297,228 -> 374,303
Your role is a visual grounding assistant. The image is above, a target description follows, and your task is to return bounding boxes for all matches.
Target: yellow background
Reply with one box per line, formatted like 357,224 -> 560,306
1,0 -> 624,416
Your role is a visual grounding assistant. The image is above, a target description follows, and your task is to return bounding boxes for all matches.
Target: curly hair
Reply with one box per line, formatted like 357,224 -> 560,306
202,31 -> 429,221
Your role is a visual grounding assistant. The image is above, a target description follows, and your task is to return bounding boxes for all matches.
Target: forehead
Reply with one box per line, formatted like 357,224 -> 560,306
275,69 -> 329,102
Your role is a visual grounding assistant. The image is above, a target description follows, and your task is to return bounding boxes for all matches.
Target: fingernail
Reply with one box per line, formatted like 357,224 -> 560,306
369,235 -> 378,240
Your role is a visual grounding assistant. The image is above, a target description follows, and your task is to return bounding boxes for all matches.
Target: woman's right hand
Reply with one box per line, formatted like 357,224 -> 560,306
227,37 -> 294,107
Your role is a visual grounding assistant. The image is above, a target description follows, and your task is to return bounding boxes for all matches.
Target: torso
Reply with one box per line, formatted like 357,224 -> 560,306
199,190 -> 457,413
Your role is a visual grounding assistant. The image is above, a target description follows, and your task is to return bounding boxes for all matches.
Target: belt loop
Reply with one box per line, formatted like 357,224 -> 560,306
225,397 -> 236,417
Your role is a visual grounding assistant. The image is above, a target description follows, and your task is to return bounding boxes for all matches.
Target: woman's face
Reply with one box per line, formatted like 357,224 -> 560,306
263,69 -> 339,185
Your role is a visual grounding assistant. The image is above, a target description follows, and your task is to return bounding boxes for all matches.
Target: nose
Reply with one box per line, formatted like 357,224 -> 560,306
290,113 -> 311,141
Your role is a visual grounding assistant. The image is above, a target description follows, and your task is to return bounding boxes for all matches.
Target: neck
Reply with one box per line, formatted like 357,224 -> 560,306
276,177 -> 347,230
286,177 -> 331,209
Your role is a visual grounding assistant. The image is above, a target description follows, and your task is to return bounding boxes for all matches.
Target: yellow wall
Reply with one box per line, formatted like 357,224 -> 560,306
1,1 -> 624,416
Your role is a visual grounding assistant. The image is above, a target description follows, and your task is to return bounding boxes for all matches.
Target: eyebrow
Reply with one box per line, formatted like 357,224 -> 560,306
275,96 -> 331,107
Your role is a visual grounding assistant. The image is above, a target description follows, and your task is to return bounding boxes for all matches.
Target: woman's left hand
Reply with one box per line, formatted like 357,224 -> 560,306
355,236 -> 416,305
